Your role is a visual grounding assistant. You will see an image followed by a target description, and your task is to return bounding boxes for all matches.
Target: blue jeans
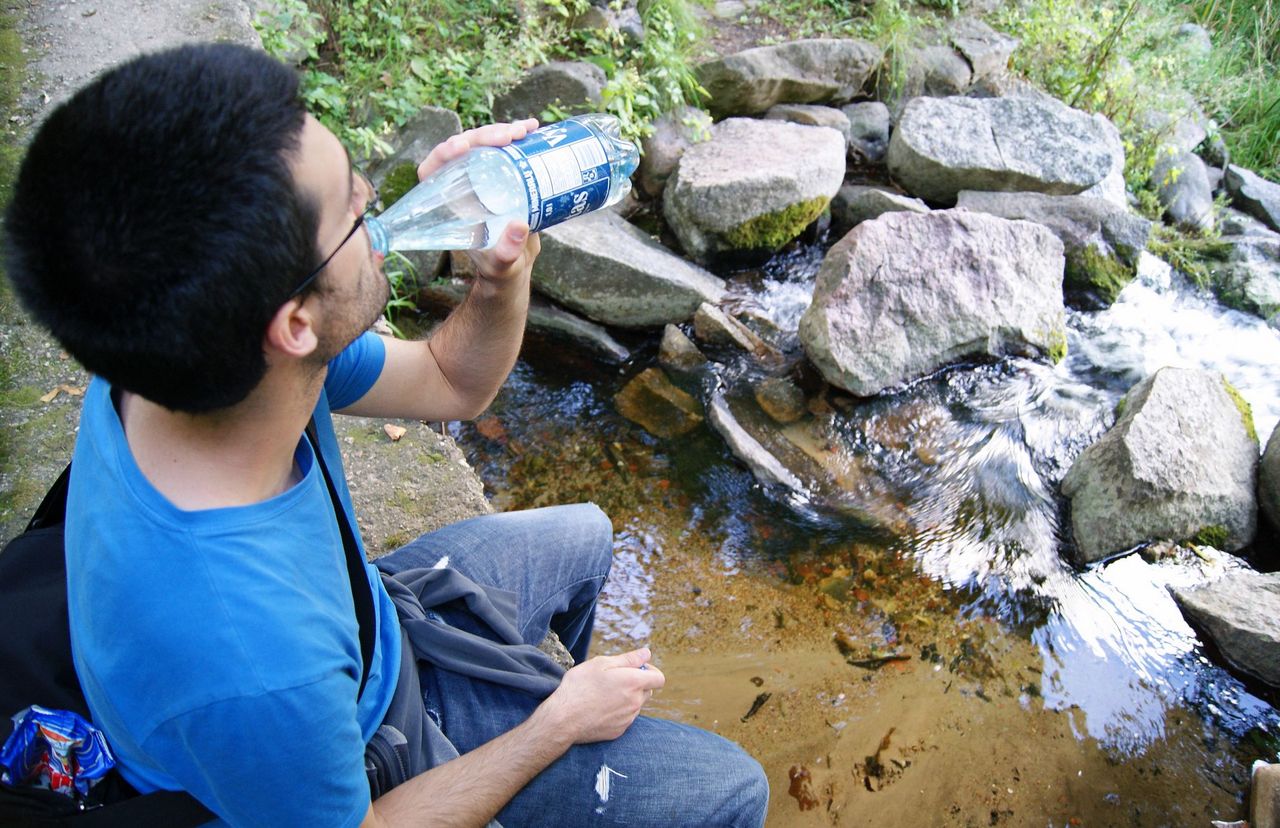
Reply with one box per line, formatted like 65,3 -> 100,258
376,504 -> 769,827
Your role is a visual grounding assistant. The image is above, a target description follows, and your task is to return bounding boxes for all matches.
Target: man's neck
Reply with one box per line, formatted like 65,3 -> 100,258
118,371 -> 325,511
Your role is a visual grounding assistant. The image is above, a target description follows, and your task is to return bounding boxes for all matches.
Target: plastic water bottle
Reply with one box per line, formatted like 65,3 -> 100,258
365,114 -> 639,253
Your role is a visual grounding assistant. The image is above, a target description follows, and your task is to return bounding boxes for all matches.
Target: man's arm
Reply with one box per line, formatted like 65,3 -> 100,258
340,121 -> 541,423
360,648 -> 664,828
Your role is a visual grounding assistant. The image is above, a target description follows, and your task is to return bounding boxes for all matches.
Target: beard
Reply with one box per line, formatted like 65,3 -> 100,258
311,254 -> 391,366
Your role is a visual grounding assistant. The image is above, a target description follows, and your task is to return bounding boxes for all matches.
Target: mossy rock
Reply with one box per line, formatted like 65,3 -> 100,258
380,162 -> 421,209
1064,244 -> 1135,310
722,196 -> 829,253
1221,376 -> 1258,444
1186,524 -> 1230,548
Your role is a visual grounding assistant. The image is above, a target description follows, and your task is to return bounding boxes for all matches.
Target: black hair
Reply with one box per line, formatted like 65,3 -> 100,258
3,43 -> 319,412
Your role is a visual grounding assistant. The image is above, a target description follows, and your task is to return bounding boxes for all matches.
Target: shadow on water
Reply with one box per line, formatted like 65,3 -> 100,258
436,238 -> 1280,819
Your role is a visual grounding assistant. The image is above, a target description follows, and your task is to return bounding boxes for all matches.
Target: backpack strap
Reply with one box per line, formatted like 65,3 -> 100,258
305,418 -> 376,702
24,464 -> 70,533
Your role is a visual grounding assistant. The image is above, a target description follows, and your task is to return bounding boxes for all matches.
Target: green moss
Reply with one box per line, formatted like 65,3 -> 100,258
722,196 -> 828,252
380,162 -> 421,209
1221,376 -> 1259,444
1064,245 -> 1135,307
1045,328 -> 1068,364
1187,524 -> 1230,549
1114,396 -> 1127,422
0,385 -> 45,407
0,2 -> 28,325
1147,226 -> 1232,290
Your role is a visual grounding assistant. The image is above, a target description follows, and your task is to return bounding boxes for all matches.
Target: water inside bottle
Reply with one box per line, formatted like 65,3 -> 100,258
377,150 -> 524,251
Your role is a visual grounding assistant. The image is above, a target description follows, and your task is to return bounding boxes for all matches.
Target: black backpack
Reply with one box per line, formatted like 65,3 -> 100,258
0,422 -> 374,826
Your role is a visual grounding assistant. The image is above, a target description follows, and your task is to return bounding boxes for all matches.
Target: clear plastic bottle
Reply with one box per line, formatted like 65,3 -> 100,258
364,113 -> 639,253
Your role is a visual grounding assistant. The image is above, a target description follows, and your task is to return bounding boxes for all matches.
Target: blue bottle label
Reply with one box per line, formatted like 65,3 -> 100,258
501,120 -> 611,232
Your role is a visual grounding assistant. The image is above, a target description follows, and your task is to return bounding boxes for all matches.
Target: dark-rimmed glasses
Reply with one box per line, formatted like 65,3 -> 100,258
289,171 -> 379,299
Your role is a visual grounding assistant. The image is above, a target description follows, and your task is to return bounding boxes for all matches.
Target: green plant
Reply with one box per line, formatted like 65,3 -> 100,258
853,0 -> 924,98
559,0 -> 709,142
381,252 -> 420,338
259,0 -> 563,160
1147,223 -> 1232,288
1189,0 -> 1280,179
253,0 -> 326,64
996,0 -> 1279,186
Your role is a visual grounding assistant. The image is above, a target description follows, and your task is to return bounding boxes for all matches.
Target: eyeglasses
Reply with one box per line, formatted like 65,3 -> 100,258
289,171 -> 379,299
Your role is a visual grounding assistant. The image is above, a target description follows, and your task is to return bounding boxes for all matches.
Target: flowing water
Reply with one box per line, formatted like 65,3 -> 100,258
439,243 -> 1280,826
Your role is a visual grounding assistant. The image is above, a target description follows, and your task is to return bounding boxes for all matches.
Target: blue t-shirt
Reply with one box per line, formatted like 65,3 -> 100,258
66,332 -> 401,828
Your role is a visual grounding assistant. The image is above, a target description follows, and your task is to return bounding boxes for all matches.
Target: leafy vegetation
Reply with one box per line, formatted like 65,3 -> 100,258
257,0 -> 1275,183
256,0 -> 706,156
994,0 -> 1278,186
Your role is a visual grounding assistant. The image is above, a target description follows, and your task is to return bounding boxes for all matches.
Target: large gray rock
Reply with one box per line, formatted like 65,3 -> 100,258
956,190 -> 1151,307
899,45 -> 972,101
375,106 -> 463,175
1139,99 -> 1211,155
663,118 -> 845,264
842,101 -> 891,164
799,210 -> 1067,397
533,210 -> 726,328
1061,368 -> 1259,564
1226,165 -> 1280,233
1260,422 -> 1280,532
887,96 -> 1120,204
492,62 -> 606,122
637,106 -> 713,199
949,17 -> 1018,82
1212,215 -> 1280,325
1077,113 -> 1128,209
956,190 -> 1149,264
1153,150 -> 1214,233
831,185 -> 929,238
573,3 -> 644,43
695,38 -> 882,118
1172,569 -> 1280,688
764,103 -> 851,145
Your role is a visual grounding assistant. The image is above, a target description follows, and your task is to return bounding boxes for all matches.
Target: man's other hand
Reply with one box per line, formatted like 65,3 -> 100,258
538,647 -> 666,744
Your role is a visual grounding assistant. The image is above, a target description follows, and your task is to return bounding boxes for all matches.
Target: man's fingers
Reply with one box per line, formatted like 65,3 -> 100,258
635,664 -> 665,690
417,120 -> 540,180
607,647 -> 651,669
488,222 -> 531,265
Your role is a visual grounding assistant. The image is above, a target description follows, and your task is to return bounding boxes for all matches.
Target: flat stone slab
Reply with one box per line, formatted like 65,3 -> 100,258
1172,569 -> 1280,688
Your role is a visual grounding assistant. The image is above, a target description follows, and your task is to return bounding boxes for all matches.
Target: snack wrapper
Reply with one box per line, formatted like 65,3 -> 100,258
0,705 -> 115,798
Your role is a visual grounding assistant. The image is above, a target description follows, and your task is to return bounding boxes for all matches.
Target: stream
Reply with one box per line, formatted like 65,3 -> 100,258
438,241 -> 1280,825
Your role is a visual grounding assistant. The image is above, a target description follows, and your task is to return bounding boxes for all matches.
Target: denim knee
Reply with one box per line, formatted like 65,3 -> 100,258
569,502 -> 614,578
734,755 -> 769,828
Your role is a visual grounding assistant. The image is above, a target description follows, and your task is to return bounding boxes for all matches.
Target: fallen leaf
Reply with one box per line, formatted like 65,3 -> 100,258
59,384 -> 84,396
40,388 -> 60,403
383,424 -> 407,442
474,416 -> 507,443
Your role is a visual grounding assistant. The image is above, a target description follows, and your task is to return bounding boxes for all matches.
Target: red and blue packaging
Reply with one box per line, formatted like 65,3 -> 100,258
0,705 -> 116,798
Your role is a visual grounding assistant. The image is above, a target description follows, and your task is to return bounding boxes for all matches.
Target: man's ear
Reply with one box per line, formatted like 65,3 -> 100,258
263,297 -> 319,359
